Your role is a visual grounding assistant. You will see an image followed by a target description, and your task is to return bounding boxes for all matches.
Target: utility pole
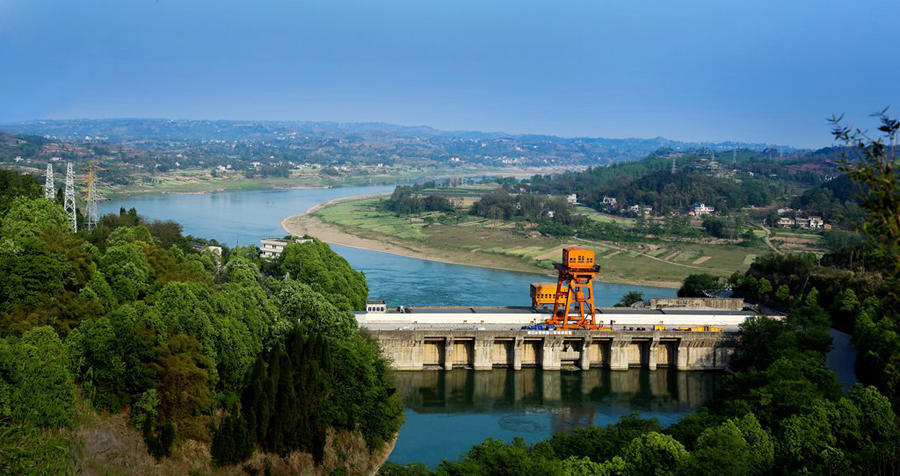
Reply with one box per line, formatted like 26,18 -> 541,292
44,163 -> 55,200
671,155 -> 676,174
85,163 -> 99,231
64,162 -> 77,233
732,149 -> 737,167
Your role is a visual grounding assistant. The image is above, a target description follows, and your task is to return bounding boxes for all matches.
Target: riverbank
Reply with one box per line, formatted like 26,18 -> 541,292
100,165 -> 570,199
282,198 -> 558,278
283,196 -> 696,288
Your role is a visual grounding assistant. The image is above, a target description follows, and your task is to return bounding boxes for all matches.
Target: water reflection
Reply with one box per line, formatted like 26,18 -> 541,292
389,369 -> 722,465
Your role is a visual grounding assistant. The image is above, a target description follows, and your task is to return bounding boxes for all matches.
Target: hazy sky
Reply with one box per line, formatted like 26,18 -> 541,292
1,0 -> 898,147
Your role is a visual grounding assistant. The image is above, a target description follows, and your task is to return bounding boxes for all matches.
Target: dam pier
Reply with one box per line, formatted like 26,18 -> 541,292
365,326 -> 738,371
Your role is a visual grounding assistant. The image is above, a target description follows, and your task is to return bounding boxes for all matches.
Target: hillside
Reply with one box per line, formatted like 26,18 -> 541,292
1,119 -> 794,167
523,148 -> 850,217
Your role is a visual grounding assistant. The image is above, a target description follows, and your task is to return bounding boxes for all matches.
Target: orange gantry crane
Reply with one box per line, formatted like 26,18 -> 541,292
544,246 -> 601,330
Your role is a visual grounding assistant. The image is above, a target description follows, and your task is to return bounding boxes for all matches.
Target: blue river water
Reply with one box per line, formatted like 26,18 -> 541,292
100,186 -> 676,307
100,187 -> 723,466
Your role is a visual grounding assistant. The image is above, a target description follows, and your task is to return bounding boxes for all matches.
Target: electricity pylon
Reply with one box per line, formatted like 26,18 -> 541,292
64,162 -> 77,233
44,163 -> 55,200
85,163 -> 99,231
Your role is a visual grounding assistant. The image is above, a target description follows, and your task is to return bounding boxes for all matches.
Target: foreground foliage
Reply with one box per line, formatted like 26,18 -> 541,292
0,170 -> 402,471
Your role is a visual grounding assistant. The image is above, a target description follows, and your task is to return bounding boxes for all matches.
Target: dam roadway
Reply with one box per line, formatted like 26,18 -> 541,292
357,305 -> 768,372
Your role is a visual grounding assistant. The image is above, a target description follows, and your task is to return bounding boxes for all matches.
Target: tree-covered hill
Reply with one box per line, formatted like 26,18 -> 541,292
523,147 -> 849,216
0,169 -> 402,473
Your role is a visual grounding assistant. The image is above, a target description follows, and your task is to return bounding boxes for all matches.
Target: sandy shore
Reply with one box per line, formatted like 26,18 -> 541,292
280,196 -> 547,273
281,196 -> 681,288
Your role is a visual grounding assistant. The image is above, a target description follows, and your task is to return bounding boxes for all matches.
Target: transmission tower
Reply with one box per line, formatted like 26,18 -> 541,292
85,163 -> 99,231
732,149 -> 737,167
671,156 -> 676,174
44,163 -> 55,200
64,162 -> 77,233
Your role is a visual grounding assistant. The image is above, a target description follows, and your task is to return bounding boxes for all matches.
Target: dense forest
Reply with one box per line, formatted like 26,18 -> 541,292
0,169 -> 403,473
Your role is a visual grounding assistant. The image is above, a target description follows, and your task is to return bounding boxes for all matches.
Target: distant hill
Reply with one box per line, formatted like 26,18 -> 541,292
523,148 -> 844,215
0,118 -> 796,166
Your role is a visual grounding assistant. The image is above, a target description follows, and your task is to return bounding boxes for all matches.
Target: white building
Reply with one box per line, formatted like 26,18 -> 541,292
778,217 -> 795,228
260,237 -> 310,260
566,193 -> 578,205
601,196 -> 618,208
690,202 -> 715,216
808,216 -> 824,229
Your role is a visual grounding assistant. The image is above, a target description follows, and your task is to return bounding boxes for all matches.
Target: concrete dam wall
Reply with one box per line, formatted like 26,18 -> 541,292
369,328 -> 738,371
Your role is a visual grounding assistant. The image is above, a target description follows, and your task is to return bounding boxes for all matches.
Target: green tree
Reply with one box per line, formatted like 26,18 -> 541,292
756,277 -> 772,297
616,291 -> 645,307
275,281 -> 356,339
149,334 -> 214,440
0,326 -> 75,427
278,240 -> 368,310
677,273 -> 723,297
775,284 -> 791,304
99,242 -> 153,302
686,414 -> 773,475
831,110 -> 900,272
620,432 -> 688,475
0,197 -> 68,242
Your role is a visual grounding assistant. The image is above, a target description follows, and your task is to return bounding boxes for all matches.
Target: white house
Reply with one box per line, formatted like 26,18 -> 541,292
690,202 -> 715,216
602,196 -> 618,208
260,237 -> 310,260
778,217 -> 795,228
808,216 -> 824,229
566,193 -> 578,205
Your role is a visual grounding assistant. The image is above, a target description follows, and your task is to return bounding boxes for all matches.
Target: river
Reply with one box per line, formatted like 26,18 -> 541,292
99,187 -> 721,466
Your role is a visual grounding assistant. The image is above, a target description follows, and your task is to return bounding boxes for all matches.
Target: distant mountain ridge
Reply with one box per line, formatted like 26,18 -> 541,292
1,119 -> 795,162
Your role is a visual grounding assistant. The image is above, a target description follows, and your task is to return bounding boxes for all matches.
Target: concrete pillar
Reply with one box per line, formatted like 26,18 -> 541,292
609,336 -> 631,371
513,337 -> 523,370
675,338 -> 689,370
647,337 -> 659,371
578,337 -> 592,370
541,336 -> 562,370
474,335 -> 493,370
443,337 -> 454,370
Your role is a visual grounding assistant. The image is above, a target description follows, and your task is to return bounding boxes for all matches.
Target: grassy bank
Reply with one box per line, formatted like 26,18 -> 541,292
98,166 -> 566,198
308,194 -> 774,288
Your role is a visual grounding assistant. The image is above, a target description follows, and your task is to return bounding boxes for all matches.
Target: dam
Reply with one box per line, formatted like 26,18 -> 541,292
357,304 -> 768,372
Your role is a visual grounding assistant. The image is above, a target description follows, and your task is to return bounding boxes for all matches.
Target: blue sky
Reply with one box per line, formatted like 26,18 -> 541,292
1,0 -> 898,147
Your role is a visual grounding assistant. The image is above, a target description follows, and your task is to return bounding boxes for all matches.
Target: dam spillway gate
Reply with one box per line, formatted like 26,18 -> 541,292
369,329 -> 738,371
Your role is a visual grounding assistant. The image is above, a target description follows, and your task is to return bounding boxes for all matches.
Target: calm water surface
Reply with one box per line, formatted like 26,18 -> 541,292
390,369 -> 721,465
101,187 -> 726,466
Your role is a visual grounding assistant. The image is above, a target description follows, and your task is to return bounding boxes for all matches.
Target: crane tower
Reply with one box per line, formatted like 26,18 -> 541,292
44,163 -> 55,200
544,247 -> 601,330
64,162 -> 77,233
